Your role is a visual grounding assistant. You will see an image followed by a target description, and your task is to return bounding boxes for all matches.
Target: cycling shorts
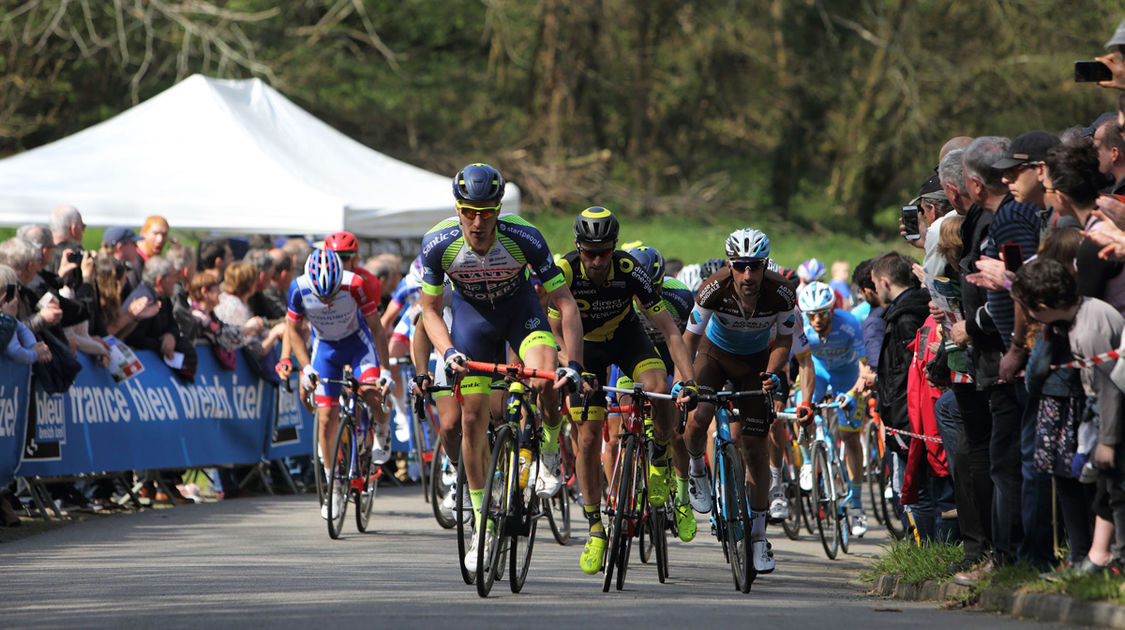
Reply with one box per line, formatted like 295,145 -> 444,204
567,319 -> 664,423
450,282 -> 554,396
692,335 -> 769,423
311,327 -> 382,408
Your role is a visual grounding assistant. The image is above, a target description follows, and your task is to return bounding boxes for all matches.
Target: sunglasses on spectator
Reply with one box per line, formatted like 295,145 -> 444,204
456,201 -> 501,220
577,245 -> 615,260
730,259 -> 766,273
1002,161 -> 1041,181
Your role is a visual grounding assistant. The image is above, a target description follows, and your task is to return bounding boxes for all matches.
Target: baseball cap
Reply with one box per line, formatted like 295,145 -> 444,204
1082,112 -> 1118,137
103,226 -> 143,246
1107,18 -> 1125,49
910,173 -> 945,205
991,130 -> 1059,170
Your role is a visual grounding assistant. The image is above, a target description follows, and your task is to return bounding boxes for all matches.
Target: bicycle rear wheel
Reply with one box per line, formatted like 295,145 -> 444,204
355,423 -> 379,532
312,408 -> 326,506
509,445 -> 539,593
410,400 -> 430,502
430,441 -> 456,530
811,442 -> 838,559
616,450 -> 643,592
639,509 -> 654,564
326,415 -> 354,540
651,507 -> 669,583
455,458 -> 475,585
836,454 -> 851,555
865,422 -> 886,526
546,432 -> 573,545
721,442 -> 752,593
477,426 -> 515,598
603,435 -> 636,593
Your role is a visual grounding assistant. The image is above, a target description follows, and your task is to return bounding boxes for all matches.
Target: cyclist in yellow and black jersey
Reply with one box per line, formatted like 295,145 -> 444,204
547,206 -> 697,576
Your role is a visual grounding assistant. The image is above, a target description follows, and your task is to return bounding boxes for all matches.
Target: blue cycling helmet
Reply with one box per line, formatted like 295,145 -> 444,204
797,258 -> 827,283
725,228 -> 770,259
305,248 -> 343,300
798,281 -> 835,313
453,163 -> 505,203
622,240 -> 665,287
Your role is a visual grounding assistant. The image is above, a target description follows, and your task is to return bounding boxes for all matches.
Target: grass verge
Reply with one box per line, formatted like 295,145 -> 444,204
863,539 -> 963,585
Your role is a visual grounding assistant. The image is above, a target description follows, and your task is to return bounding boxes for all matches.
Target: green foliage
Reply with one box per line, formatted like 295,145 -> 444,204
2,1 -> 1123,237
863,539 -> 964,585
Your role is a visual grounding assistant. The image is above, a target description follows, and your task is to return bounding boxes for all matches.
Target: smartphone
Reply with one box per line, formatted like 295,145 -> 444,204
1075,60 -> 1113,83
902,205 -> 921,241
1002,241 -> 1023,272
3,283 -> 15,303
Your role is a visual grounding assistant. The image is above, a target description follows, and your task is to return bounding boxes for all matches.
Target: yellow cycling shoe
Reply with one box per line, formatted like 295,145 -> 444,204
647,463 -> 671,507
674,503 -> 697,542
580,534 -> 607,574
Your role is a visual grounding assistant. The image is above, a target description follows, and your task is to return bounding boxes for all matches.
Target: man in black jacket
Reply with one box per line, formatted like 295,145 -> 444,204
871,253 -> 931,446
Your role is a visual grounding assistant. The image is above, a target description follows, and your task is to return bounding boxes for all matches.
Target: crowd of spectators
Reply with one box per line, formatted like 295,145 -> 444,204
0,204 -> 406,524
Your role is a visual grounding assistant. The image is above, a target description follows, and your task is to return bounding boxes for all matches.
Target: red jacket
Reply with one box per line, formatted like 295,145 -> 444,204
901,315 -> 949,505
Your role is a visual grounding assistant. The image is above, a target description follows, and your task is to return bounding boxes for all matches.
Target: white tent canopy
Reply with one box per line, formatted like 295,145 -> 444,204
0,74 -> 518,237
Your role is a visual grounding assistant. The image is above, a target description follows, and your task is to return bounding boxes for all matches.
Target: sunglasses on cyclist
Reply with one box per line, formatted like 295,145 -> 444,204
729,259 -> 766,273
807,308 -> 833,318
577,244 -> 615,260
456,201 -> 501,220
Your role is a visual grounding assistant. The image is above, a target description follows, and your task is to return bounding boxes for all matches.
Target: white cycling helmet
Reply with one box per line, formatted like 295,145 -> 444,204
798,281 -> 835,313
724,228 -> 770,260
797,258 -> 826,283
677,263 -> 703,293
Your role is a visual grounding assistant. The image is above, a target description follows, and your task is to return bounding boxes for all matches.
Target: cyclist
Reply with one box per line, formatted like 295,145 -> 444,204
276,247 -> 393,519
419,163 -> 586,574
796,281 -> 870,536
682,228 -> 811,575
548,208 -> 697,575
797,257 -> 846,309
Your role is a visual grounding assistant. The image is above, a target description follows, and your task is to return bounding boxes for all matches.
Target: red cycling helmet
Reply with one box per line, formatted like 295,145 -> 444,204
325,231 -> 358,255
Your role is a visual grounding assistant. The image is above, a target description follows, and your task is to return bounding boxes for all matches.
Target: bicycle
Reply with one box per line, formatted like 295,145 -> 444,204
392,355 -> 439,502
316,374 -> 386,539
546,420 -> 574,546
590,383 -> 679,592
696,389 -> 771,593
774,409 -> 805,541
462,360 -> 557,597
864,396 -> 905,540
414,383 -> 459,530
780,399 -> 851,560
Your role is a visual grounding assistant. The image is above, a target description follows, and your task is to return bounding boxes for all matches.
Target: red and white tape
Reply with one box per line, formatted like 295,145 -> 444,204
950,349 -> 1121,384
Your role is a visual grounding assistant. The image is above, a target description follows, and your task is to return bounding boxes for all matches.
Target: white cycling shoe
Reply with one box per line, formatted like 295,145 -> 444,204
768,488 -> 790,520
688,473 -> 712,513
799,463 -> 813,492
851,509 -> 869,537
320,492 -> 344,520
536,452 -> 562,498
372,421 -> 391,465
464,532 -> 492,575
752,539 -> 775,573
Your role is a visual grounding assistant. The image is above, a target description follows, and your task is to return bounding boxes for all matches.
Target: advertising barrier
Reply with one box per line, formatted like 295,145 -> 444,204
0,364 -> 31,488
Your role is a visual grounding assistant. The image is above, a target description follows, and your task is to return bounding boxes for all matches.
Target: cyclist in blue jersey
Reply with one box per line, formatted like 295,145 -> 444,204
797,281 -> 870,536
419,163 -> 587,574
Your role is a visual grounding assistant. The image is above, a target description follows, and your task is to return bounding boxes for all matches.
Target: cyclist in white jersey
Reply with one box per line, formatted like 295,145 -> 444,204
277,248 -> 392,519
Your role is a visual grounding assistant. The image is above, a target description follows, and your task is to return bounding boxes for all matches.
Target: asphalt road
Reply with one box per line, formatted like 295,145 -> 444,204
2,485 -> 1068,629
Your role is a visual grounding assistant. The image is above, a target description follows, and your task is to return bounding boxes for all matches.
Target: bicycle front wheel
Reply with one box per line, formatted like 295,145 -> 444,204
547,434 -> 573,545
721,442 -> 752,593
355,423 -> 379,532
509,444 -> 539,593
651,506 -> 669,583
476,426 -> 515,598
326,415 -> 354,539
865,422 -> 886,526
603,435 -> 636,593
431,441 -> 456,530
780,446 -> 802,541
811,442 -> 838,559
455,458 -> 475,585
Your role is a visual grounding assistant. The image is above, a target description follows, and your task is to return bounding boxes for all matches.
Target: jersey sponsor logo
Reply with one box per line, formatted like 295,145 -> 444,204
499,223 -> 544,250
784,314 -> 796,328
422,227 -> 460,257
450,267 -> 521,281
690,310 -> 702,324
525,316 -> 541,330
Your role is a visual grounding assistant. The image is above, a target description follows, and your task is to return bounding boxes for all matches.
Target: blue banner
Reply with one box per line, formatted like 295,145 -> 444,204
0,363 -> 30,488
18,348 -> 276,477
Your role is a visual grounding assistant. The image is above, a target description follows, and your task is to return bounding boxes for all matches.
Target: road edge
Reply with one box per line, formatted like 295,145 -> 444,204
868,573 -> 1125,628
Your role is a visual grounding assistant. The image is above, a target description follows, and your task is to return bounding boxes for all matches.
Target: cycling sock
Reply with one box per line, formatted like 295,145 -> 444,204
769,466 -> 782,489
850,481 -> 863,509
689,453 -> 706,477
541,421 -> 561,454
470,489 -> 484,531
750,510 -> 767,539
675,476 -> 689,505
584,503 -> 605,536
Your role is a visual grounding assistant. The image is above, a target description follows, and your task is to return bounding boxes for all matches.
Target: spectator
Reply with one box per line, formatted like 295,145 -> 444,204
829,260 -> 852,303
101,226 -> 143,302
0,263 -> 50,365
245,249 -> 286,321
198,238 -> 233,275
263,248 -> 294,315
187,270 -> 243,357
48,204 -> 85,249
95,253 -> 155,339
280,237 -> 312,273
214,260 -> 284,352
850,258 -> 884,388
1093,116 -> 1125,196
1012,259 -> 1125,574
137,215 -> 170,263
871,252 -> 930,443
0,237 -> 62,335
993,130 -> 1059,213
911,172 -> 956,277
1044,138 -> 1125,315
121,255 -> 182,363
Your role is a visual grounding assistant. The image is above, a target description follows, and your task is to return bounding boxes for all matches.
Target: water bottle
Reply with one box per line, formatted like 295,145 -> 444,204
519,447 -> 532,489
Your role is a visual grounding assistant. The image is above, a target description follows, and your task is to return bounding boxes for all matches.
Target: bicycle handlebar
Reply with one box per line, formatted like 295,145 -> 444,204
602,385 -> 676,401
462,360 -> 557,381
696,389 -> 769,404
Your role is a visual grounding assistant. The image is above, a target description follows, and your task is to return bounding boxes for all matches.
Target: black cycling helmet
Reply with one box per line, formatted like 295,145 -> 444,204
453,163 -> 506,203
573,206 -> 619,245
